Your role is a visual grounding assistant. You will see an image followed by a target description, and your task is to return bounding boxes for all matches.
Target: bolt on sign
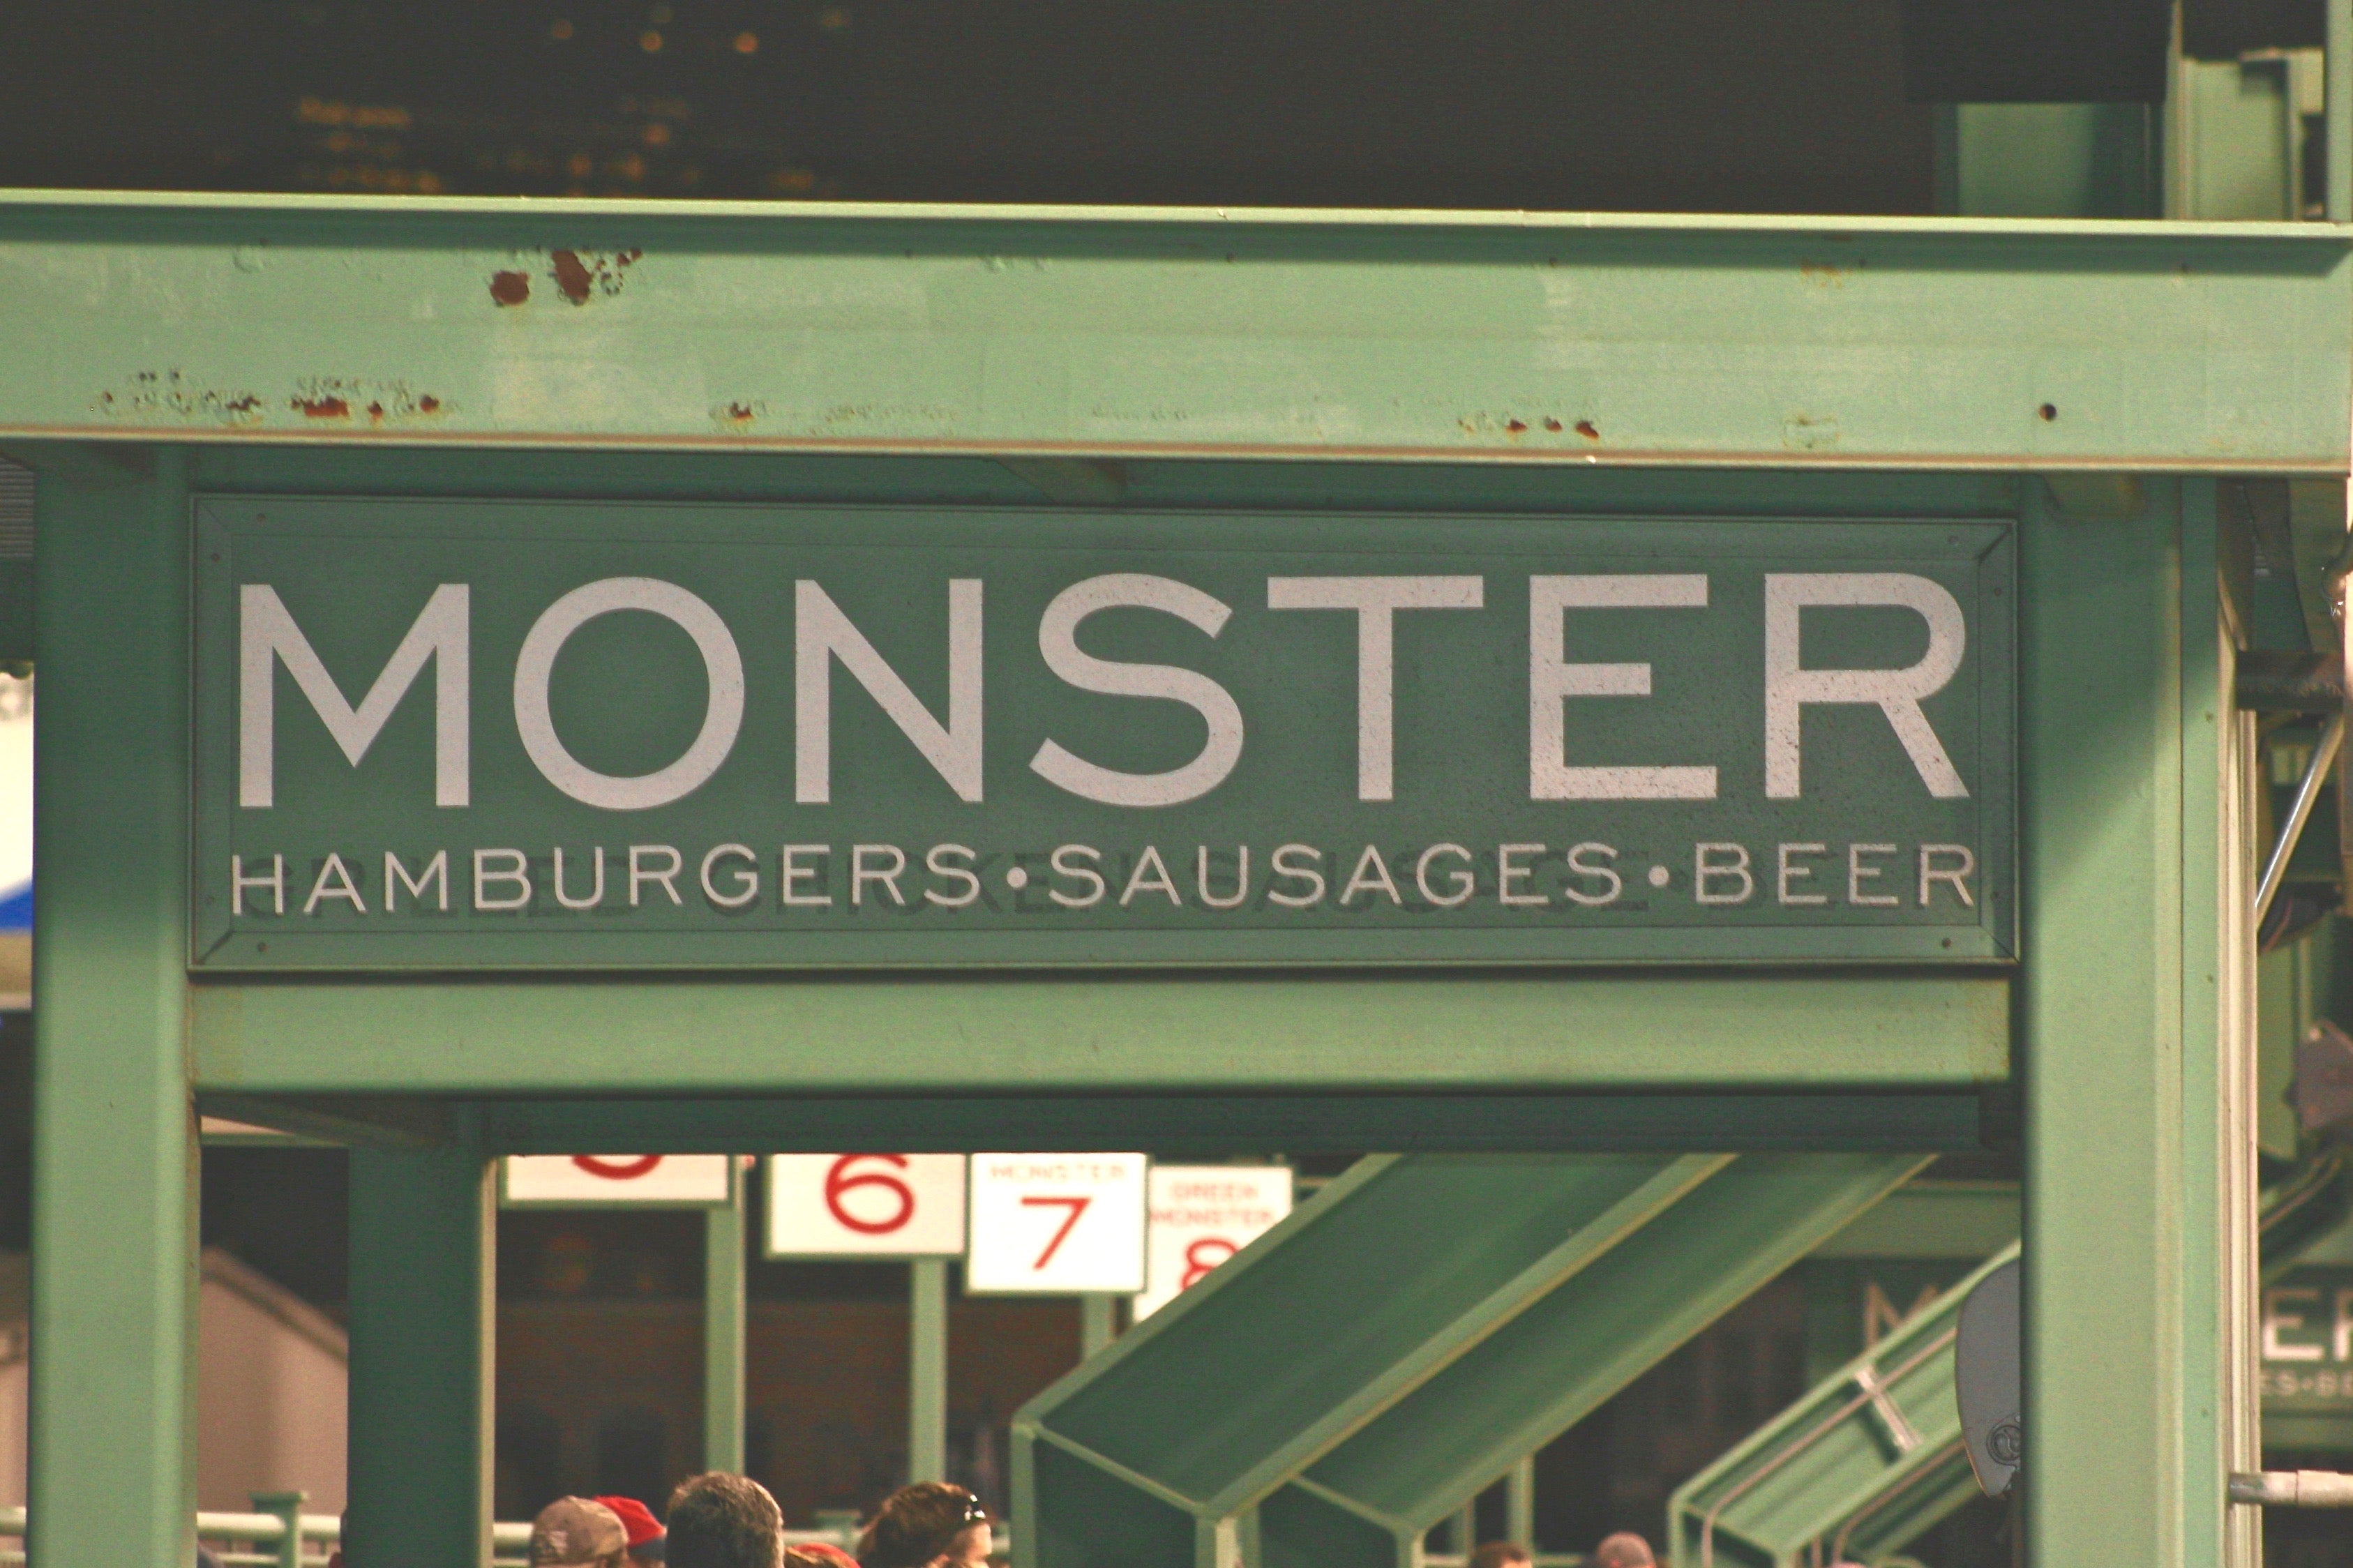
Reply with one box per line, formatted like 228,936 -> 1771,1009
765,1154 -> 968,1258
502,1154 -> 736,1206
192,499 -> 2015,967
966,1153 -> 1149,1295
1132,1165 -> 1294,1320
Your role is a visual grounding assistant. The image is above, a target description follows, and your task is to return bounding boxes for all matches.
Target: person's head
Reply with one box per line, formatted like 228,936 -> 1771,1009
1470,1544 -> 1533,1568
1592,1532 -> 1655,1568
666,1475 -> 786,1568
533,1498 -> 631,1568
596,1496 -> 667,1565
855,1484 -> 991,1568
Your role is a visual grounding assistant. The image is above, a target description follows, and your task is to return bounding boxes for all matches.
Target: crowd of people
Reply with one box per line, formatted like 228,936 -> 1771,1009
520,1475 -> 1655,1568
527,1477 -> 993,1568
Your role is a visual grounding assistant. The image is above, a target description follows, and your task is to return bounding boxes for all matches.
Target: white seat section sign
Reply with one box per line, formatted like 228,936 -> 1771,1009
502,1154 -> 735,1205
1133,1165 -> 1295,1319
967,1153 -> 1149,1295
765,1154 -> 968,1257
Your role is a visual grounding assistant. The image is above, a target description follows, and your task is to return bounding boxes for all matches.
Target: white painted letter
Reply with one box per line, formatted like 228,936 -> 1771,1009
1528,576 -> 1715,801
701,844 -> 760,909
1266,576 -> 1482,800
795,580 -> 983,804
241,584 -> 469,808
514,578 -> 744,811
1764,573 -> 1968,799
1030,575 -> 1244,807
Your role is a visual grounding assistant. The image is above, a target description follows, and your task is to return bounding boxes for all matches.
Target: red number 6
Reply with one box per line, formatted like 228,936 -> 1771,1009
1181,1236 -> 1238,1290
826,1154 -> 916,1235
573,1155 -> 662,1180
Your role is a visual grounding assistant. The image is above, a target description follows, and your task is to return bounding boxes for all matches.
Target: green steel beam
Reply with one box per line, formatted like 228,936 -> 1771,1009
703,1188 -> 747,1474
26,454 -> 195,1568
463,1092 -> 1992,1156
2026,480 -> 2250,1565
0,192 -> 2347,473
186,975 -> 2009,1096
910,1259 -> 950,1485
347,1149 -> 496,1568
1810,1182 -> 2020,1260
1014,1153 -> 1923,1568
1265,1154 -> 1931,1556
1666,1244 -> 2015,1568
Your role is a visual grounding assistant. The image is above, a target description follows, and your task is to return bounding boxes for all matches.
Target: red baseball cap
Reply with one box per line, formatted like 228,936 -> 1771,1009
594,1497 -> 666,1558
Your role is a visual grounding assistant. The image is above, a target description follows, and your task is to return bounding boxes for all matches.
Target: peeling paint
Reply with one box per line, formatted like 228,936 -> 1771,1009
1782,412 -> 1838,451
95,371 -> 266,427
292,377 -> 451,425
548,248 -> 641,305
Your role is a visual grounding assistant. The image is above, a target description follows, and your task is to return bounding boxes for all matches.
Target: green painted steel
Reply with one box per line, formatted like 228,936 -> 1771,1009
194,497 -> 2015,969
1012,1151 -> 1925,1568
703,1192 -> 748,1473
0,193 -> 2347,474
1810,1181 -> 2020,1260
347,1149 -> 497,1568
26,454 -> 197,1568
2021,479 -> 2254,1566
1667,1243 -> 2016,1568
910,1258 -> 951,1484
185,973 -> 2008,1094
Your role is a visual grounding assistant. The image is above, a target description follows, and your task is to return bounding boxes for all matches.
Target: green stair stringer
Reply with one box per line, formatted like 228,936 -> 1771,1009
1013,1152 -> 1930,1568
1667,1242 -> 2019,1568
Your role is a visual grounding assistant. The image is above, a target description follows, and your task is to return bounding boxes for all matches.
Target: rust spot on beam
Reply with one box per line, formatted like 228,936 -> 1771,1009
1542,418 -> 1563,432
550,250 -> 594,304
1574,419 -> 1600,440
1505,419 -> 1528,435
293,395 -> 352,419
490,271 -> 532,306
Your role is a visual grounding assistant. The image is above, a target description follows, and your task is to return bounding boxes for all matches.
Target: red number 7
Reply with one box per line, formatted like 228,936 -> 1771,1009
1020,1195 -> 1092,1269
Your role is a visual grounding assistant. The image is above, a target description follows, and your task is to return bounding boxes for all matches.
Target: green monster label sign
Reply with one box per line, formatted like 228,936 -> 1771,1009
192,498 -> 2014,970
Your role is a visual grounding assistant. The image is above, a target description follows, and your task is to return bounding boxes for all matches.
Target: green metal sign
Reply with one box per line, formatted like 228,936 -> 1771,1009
192,497 -> 2013,970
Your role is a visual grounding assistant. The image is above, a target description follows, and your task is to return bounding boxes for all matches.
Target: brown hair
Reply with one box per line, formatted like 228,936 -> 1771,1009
666,1474 -> 784,1568
855,1484 -> 984,1568
1470,1545 -> 1533,1568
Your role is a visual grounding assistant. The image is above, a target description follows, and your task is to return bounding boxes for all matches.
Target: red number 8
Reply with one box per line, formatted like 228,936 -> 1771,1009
826,1154 -> 916,1235
1181,1236 -> 1237,1290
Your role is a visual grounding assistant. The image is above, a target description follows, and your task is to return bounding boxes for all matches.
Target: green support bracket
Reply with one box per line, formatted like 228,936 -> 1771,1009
1014,1151 -> 1927,1568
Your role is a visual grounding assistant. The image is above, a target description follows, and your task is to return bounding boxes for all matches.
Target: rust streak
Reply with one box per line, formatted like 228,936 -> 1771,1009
489,271 -> 532,306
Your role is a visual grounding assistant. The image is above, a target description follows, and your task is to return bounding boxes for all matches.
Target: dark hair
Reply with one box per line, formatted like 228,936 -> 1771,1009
1470,1546 -> 1533,1568
855,1484 -> 984,1568
666,1474 -> 784,1568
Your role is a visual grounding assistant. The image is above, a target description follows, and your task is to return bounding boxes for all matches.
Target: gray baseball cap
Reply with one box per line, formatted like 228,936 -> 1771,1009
533,1498 -> 628,1566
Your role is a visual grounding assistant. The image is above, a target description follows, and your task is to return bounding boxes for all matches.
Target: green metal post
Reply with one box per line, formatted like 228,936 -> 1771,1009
2022,482 -> 2241,1568
1078,1295 -> 1117,1360
349,1149 -> 495,1568
252,1490 -> 307,1568
910,1259 -> 949,1484
704,1175 -> 748,1473
1505,1456 -> 1535,1552
2331,0 -> 2351,220
24,448 -> 195,1568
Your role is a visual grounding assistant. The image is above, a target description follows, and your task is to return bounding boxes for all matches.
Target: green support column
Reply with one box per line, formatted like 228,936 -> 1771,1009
349,1149 -> 495,1568
1079,1295 -> 1118,1361
910,1258 -> 949,1484
24,448 -> 194,1568
704,1178 -> 747,1473
2022,482 -> 2247,1568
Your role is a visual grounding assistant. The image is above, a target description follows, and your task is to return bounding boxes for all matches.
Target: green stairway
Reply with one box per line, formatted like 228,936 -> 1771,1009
1013,1150 -> 1929,1568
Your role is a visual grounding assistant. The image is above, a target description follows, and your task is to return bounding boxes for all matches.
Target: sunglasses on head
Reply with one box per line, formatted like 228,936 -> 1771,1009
959,1495 -> 987,1525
